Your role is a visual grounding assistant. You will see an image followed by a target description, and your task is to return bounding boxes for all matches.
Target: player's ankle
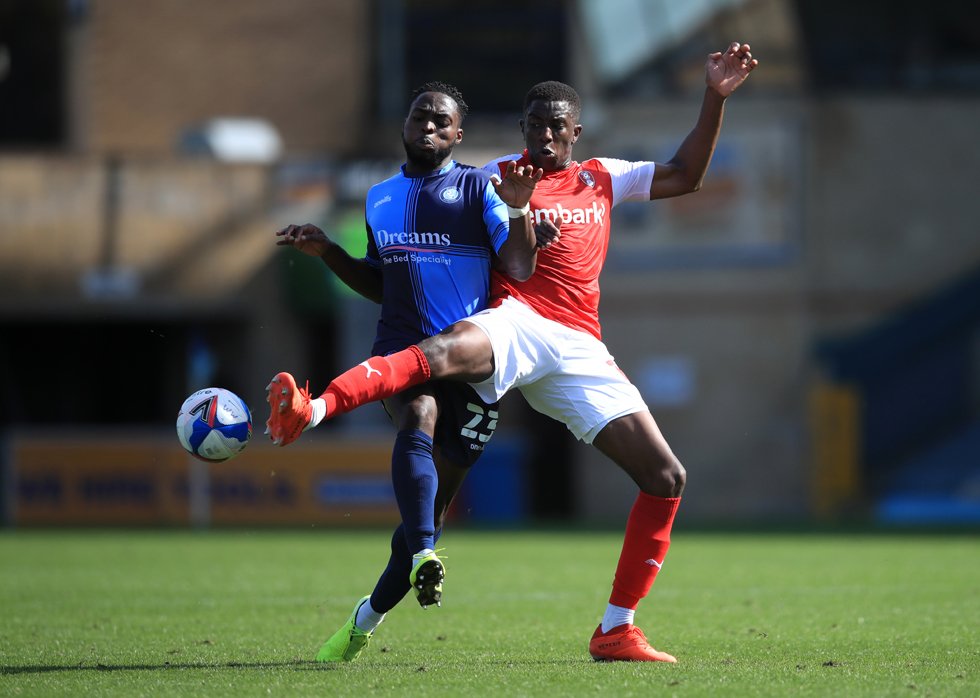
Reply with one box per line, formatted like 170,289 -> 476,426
307,397 -> 327,429
601,604 -> 635,633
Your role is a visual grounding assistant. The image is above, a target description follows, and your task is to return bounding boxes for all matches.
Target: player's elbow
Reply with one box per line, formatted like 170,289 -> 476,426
670,177 -> 703,198
508,267 -> 535,283
679,169 -> 705,195
662,161 -> 706,197
496,248 -> 536,281
358,283 -> 383,304
503,258 -> 535,282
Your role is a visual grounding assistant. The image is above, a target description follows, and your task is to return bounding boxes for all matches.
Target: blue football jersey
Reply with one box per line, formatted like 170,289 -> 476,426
365,160 -> 510,354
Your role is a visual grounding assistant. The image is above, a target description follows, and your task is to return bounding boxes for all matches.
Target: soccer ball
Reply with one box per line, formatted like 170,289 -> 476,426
176,387 -> 252,462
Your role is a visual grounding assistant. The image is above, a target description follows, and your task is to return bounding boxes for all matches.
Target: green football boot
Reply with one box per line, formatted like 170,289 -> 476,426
315,595 -> 374,663
409,551 -> 445,609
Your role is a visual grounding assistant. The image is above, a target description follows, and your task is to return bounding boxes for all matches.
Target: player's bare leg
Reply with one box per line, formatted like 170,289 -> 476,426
588,411 -> 685,662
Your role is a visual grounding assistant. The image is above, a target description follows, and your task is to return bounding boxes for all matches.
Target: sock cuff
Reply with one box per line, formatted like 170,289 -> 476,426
635,493 -> 682,524
407,344 -> 431,379
395,428 -> 434,451
608,589 -> 641,610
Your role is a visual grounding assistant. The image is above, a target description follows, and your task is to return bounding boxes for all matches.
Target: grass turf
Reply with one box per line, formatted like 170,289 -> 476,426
0,529 -> 977,697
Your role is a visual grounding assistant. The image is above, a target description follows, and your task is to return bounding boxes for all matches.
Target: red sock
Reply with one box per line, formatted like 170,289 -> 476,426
608,493 -> 681,609
320,346 -> 430,416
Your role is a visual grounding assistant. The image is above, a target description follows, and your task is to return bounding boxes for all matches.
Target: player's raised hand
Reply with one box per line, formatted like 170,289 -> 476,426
706,42 -> 758,97
534,217 -> 561,250
275,223 -> 331,257
491,160 -> 544,208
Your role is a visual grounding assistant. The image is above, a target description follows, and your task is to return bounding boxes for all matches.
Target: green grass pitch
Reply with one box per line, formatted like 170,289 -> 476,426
1,529 -> 977,697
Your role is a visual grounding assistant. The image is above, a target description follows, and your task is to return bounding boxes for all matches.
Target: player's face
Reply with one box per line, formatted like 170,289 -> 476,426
521,100 -> 582,171
402,92 -> 462,172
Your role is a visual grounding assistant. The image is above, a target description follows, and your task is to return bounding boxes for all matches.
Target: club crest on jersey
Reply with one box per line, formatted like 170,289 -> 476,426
579,171 -> 596,188
440,186 -> 462,203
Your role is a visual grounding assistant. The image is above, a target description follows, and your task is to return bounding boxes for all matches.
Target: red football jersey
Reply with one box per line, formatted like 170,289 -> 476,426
486,152 -> 655,340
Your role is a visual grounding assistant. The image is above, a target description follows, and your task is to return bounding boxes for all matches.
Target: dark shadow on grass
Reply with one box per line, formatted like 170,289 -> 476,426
2,658 -> 589,675
1,660 -> 313,675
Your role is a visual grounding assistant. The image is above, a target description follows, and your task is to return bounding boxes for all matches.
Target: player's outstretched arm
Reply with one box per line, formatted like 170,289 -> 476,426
649,41 -> 758,201
275,223 -> 382,303
492,161 -> 544,281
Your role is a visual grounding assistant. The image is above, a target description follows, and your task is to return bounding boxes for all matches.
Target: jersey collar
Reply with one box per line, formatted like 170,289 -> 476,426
401,160 -> 456,179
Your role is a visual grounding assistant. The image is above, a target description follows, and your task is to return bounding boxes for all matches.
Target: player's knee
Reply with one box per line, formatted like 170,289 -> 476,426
418,333 -> 454,377
640,453 -> 686,498
667,456 -> 687,497
394,396 -> 437,432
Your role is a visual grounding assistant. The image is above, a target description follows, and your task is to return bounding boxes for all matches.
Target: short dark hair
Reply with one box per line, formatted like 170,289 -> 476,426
410,81 -> 469,122
523,81 -> 581,119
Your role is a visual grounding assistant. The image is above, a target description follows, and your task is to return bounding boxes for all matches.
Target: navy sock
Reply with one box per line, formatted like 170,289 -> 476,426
390,428 -> 437,554
370,524 -> 443,613
369,525 -> 411,613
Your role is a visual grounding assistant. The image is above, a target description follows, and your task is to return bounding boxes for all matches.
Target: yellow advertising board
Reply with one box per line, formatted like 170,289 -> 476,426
809,381 -> 862,519
5,431 -> 400,527
8,432 -> 189,525
208,439 -> 398,526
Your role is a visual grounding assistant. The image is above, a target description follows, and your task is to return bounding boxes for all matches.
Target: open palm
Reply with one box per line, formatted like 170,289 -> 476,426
491,161 -> 544,208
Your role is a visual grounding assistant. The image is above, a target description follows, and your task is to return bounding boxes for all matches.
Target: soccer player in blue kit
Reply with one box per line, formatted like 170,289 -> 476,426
271,82 -> 544,662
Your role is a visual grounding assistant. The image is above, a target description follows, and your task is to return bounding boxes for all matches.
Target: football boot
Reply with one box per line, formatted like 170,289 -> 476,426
265,372 -> 312,446
589,623 -> 677,662
315,596 -> 374,663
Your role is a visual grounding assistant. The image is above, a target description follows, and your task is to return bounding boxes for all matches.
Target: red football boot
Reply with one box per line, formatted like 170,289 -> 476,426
589,623 -> 677,663
265,372 -> 313,446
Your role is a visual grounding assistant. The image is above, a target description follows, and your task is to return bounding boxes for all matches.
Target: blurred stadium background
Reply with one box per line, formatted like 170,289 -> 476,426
1,0 -> 979,530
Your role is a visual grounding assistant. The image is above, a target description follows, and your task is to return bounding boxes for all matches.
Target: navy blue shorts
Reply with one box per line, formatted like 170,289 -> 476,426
381,381 -> 499,467
428,380 -> 500,468
374,343 -> 500,468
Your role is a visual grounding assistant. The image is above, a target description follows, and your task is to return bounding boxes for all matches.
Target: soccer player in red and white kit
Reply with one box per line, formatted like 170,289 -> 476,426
268,42 -> 758,662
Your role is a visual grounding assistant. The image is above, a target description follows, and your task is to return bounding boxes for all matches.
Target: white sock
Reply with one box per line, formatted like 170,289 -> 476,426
354,598 -> 385,633
601,604 -> 635,633
412,548 -> 434,563
306,398 -> 326,430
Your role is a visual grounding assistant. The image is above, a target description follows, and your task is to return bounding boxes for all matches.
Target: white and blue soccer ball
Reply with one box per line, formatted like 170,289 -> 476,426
176,387 -> 252,462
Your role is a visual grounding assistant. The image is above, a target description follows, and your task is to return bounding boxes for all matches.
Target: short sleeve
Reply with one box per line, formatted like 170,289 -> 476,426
596,157 -> 656,206
482,179 -> 510,253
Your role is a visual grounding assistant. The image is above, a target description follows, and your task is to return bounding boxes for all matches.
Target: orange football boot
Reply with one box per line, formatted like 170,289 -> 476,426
589,624 -> 677,663
265,372 -> 313,446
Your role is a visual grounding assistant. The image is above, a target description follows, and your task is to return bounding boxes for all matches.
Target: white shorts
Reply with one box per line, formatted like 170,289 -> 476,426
461,297 -> 649,443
